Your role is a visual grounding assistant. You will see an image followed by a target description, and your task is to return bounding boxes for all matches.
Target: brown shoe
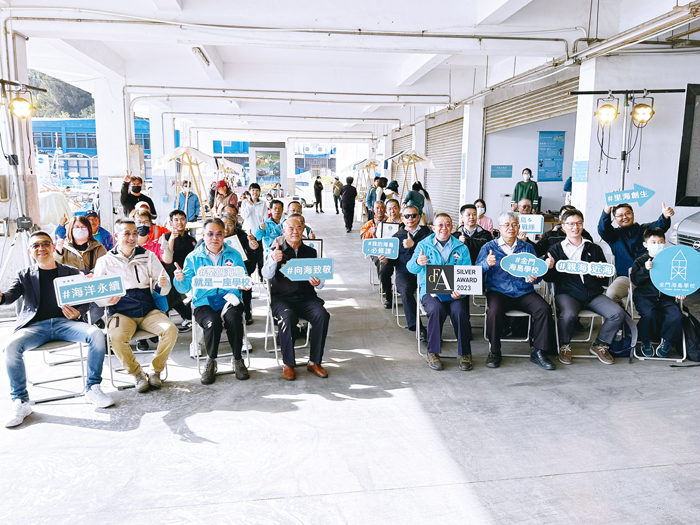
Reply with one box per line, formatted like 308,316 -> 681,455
590,343 -> 614,365
559,344 -> 573,365
283,365 -> 296,381
307,362 -> 328,378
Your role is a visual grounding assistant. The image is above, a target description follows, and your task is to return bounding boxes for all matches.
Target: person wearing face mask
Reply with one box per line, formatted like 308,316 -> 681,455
631,228 -> 684,358
474,199 -> 493,233
599,202 -> 673,306
129,209 -> 172,263
120,173 -> 155,217
511,168 -> 539,212
176,180 -> 201,222
54,216 -> 107,273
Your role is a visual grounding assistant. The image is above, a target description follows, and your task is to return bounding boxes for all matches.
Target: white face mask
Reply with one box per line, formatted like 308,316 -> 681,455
647,243 -> 665,257
476,207 -> 485,217
73,227 -> 89,243
523,173 -> 531,181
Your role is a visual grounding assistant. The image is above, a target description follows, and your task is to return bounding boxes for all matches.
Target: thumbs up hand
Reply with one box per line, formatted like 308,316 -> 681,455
417,248 -> 427,266
662,202 -> 674,218
545,252 -> 555,270
173,262 -> 184,282
158,268 -> 168,288
55,237 -> 64,254
271,240 -> 283,262
486,249 -> 497,267
403,234 -> 414,249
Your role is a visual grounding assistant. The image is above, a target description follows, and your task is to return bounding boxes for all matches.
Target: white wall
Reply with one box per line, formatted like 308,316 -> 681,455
482,113 -> 576,217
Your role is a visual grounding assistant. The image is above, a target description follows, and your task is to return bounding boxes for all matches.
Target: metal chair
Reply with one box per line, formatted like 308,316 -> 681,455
28,340 -> 86,404
415,293 -> 458,359
263,279 -> 310,366
191,305 -> 251,376
549,283 -> 603,360
483,299 -> 533,358
392,272 -> 407,328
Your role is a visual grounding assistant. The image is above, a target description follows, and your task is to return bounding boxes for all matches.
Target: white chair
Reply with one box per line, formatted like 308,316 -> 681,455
549,283 -> 603,360
263,279 -> 310,367
392,272 -> 407,328
27,340 -> 86,404
415,293 -> 458,359
191,305 -> 251,376
483,301 -> 533,358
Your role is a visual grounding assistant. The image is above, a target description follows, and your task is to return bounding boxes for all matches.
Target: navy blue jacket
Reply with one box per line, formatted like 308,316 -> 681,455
388,226 -> 431,275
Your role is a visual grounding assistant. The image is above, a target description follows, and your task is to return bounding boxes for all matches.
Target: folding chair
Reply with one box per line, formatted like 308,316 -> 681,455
415,293 -> 458,359
549,283 -> 603,360
27,340 -> 86,404
191,306 -> 251,376
470,295 -> 487,330
392,272 -> 406,328
263,279 -> 310,366
483,300 -> 533,358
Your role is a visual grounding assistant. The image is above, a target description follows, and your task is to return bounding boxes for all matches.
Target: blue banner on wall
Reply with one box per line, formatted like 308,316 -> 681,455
537,131 -> 565,182
490,165 -> 512,178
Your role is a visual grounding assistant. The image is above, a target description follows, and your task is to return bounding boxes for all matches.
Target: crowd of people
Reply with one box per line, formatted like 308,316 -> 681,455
1,172 -> 686,429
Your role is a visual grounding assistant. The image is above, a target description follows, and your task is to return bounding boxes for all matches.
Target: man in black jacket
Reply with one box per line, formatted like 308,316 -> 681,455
340,176 -> 358,233
535,205 -> 593,257
379,206 -> 430,339
454,204 -> 493,263
544,209 -> 627,366
2,231 -> 114,428
120,173 -> 155,217
262,216 -> 331,381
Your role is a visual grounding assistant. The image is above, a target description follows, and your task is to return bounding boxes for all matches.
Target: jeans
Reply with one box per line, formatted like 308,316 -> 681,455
4,318 -> 106,402
634,295 -> 683,344
333,194 -> 341,212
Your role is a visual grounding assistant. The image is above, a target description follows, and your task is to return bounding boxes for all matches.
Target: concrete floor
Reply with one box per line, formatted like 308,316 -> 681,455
2,210 -> 700,525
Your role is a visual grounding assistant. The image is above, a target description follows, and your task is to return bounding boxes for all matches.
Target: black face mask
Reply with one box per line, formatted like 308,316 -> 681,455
137,225 -> 151,237
131,185 -> 142,193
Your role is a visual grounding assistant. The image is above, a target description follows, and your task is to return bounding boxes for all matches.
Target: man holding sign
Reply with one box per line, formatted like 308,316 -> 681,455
93,220 -> 178,393
262,216 -> 331,381
175,218 -> 250,384
2,231 -> 114,428
543,209 -> 628,365
407,213 -> 473,372
475,212 -> 556,370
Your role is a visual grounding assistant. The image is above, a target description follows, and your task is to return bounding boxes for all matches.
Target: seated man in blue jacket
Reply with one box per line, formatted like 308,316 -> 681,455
408,213 -> 473,372
598,202 -> 673,305
2,231 -> 114,428
543,209 -> 627,366
254,199 -> 284,253
174,218 -> 249,384
475,211 -> 556,370
378,205 -> 430,339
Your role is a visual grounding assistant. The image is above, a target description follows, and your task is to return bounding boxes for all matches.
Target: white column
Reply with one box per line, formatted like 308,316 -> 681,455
460,99 -> 485,205
93,77 -> 128,232
285,140 -> 296,195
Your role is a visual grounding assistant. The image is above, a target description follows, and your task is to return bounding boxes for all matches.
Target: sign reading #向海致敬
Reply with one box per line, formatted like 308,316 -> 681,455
650,245 -> 700,297
500,253 -> 548,279
54,274 -> 126,307
281,258 -> 334,281
518,214 -> 544,234
362,238 -> 399,259
193,266 -> 252,290
426,265 -> 483,295
555,260 -> 615,277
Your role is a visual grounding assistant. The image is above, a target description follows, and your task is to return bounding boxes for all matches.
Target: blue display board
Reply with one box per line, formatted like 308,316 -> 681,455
572,160 -> 588,183
362,238 -> 400,259
605,183 -> 655,207
490,165 -> 512,178
555,260 -> 615,277
500,253 -> 548,278
281,258 -> 334,281
193,266 -> 252,289
650,245 -> 700,297
537,131 -> 565,182
54,274 -> 126,307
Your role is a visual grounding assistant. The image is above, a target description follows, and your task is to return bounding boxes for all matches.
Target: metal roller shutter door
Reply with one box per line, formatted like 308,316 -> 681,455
392,134 -> 412,198
484,77 -> 579,134
425,118 -> 463,222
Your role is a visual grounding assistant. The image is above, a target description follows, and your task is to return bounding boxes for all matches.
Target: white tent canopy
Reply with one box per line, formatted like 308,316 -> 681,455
153,146 -> 243,176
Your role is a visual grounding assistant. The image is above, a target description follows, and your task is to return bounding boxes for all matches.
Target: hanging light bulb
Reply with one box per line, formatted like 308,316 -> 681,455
596,104 -> 618,124
631,103 -> 654,124
9,97 -> 33,118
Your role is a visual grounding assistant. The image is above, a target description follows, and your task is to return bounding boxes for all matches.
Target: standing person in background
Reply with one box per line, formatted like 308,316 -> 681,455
511,168 -> 539,212
239,182 -> 268,279
384,180 -> 400,201
403,182 -> 425,218
176,180 -> 201,222
415,181 -> 434,225
341,176 -> 358,233
365,176 -> 379,221
120,173 -> 155,217
474,199 -> 494,233
314,175 -> 325,213
332,176 -> 343,214
376,177 -> 387,203
213,180 -> 238,217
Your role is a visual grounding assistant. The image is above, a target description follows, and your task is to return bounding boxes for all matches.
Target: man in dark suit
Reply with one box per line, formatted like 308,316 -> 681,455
340,176 -> 358,233
262,217 -> 331,381
1,231 -> 114,428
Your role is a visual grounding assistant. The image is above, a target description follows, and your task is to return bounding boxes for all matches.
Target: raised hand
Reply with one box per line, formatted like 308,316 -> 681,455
459,234 -> 466,244
486,249 -> 496,267
271,240 -> 283,262
517,230 -> 527,240
248,229 -> 255,241
645,258 -> 653,270
59,214 -> 68,226
173,262 -> 184,282
662,202 -> 675,218
55,237 -> 64,253
545,252 -> 555,270
123,171 -> 132,183
416,248 -> 427,266
260,221 -> 266,230
249,238 -> 259,250
403,235 -> 414,249
158,269 -> 168,288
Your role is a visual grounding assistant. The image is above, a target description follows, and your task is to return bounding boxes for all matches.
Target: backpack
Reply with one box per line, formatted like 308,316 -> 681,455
608,312 -> 638,363
681,306 -> 700,362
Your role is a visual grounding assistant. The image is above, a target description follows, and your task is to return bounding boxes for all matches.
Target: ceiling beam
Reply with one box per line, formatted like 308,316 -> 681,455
151,0 -> 182,11
191,45 -> 225,81
53,39 -> 125,80
478,0 -> 534,25
398,54 -> 450,87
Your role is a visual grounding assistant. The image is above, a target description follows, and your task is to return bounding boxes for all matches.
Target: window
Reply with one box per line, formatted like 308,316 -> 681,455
33,133 -> 42,148
135,134 -> 151,150
87,133 -> 96,149
66,133 -> 76,148
76,133 -> 87,149
41,133 -> 53,148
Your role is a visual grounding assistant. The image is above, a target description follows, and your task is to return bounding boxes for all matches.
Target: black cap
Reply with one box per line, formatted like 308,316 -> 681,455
84,211 -> 98,218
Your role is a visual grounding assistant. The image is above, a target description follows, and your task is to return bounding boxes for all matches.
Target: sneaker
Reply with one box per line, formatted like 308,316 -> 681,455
458,355 -> 473,371
233,359 -> 250,380
85,385 -> 114,408
590,342 -> 614,365
656,339 -> 672,358
133,370 -> 150,393
5,399 -> 32,428
559,344 -> 573,365
201,358 -> 217,385
178,319 -> 192,333
148,371 -> 162,389
425,352 -> 443,371
641,342 -> 655,357
136,340 -> 149,352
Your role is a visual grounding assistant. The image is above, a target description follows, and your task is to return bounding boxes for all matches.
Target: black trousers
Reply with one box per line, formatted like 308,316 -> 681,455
422,295 -> 471,356
243,259 -> 257,318
315,193 -> 323,211
167,283 -> 192,321
374,258 -> 393,303
634,295 -> 683,344
250,244 -> 264,280
194,304 -> 244,360
272,296 -> 330,367
486,290 -> 554,356
396,271 -> 419,330
342,205 -> 355,231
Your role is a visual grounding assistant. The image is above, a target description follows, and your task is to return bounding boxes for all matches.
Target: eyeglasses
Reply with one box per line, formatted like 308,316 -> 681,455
434,223 -> 451,230
563,221 -> 583,228
403,214 -> 418,219
204,232 -> 224,239
500,223 -> 519,230
30,241 -> 52,250
615,212 -> 633,219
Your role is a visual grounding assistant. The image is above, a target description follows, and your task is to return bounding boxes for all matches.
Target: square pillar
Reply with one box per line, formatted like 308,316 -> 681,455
460,99 -> 485,205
